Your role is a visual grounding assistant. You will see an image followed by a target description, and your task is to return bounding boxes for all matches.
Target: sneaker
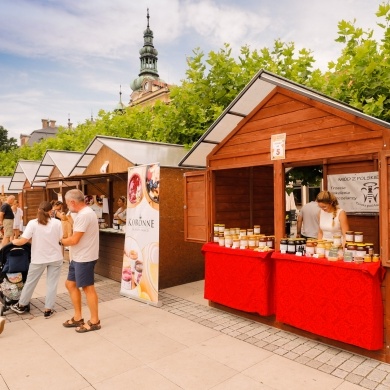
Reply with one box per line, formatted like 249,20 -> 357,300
10,303 -> 30,314
44,309 -> 55,319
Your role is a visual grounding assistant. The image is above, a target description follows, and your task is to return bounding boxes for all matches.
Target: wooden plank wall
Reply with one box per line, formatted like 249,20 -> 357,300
159,168 -> 204,288
184,172 -> 207,242
213,166 -> 274,235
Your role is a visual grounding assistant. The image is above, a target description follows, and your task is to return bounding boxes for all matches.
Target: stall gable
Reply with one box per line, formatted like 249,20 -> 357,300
207,87 -> 386,169
84,145 -> 132,175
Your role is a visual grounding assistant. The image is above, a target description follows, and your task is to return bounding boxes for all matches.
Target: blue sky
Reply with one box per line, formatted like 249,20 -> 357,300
0,0 -> 383,142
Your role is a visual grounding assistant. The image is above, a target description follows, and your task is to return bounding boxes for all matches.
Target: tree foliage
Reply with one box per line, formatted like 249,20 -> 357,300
0,2 -> 389,177
0,126 -> 17,152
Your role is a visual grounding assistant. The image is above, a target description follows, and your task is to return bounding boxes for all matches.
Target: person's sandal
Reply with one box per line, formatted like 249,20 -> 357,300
63,317 -> 84,328
75,320 -> 101,333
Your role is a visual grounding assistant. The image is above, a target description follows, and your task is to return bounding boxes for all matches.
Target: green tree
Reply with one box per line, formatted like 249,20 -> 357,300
1,1 -> 389,176
0,125 -> 17,152
307,2 -> 390,121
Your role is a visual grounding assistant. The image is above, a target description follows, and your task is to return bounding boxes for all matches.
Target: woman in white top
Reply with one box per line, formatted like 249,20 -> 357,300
10,201 -> 63,318
316,190 -> 349,245
11,200 -> 23,239
113,196 -> 127,226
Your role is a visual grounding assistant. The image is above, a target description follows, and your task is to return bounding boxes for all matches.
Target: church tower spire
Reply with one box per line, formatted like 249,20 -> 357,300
130,9 -> 162,92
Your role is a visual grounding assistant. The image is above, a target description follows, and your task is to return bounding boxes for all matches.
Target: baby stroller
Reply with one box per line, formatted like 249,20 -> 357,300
0,242 -> 31,316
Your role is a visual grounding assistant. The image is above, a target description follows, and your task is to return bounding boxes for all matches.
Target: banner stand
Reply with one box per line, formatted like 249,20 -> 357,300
120,163 -> 161,305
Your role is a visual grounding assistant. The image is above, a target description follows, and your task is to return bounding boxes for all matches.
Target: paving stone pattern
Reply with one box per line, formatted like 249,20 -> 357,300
3,267 -> 390,390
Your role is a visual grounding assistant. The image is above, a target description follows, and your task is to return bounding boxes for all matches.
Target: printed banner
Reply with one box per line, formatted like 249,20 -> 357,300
85,195 -> 104,218
327,172 -> 379,213
120,163 -> 160,305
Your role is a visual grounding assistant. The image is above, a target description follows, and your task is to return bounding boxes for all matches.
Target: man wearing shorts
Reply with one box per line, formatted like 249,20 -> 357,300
0,195 -> 15,247
61,189 -> 100,333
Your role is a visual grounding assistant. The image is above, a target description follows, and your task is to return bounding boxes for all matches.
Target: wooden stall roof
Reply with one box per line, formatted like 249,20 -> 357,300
68,135 -> 192,177
0,176 -> 13,194
9,160 -> 42,191
179,69 -> 390,168
31,150 -> 83,186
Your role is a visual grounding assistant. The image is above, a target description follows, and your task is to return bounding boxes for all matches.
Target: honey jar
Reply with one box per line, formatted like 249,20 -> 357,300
240,236 -> 248,249
354,232 -> 363,243
280,239 -> 288,252
315,241 -> 325,256
254,225 -> 261,234
364,254 -> 372,263
248,235 -> 257,249
372,254 -> 380,262
306,241 -> 315,256
345,231 -> 354,242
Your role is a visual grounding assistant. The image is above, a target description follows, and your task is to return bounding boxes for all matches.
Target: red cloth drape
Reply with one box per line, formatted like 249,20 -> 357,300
202,243 -> 274,316
272,252 -> 384,350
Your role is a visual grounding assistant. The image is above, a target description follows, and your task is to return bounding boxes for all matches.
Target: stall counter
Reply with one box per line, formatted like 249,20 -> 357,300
272,252 -> 384,350
202,243 -> 274,316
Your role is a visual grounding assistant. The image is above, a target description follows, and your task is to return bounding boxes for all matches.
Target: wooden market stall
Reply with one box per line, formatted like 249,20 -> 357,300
180,69 -> 390,361
47,136 -> 205,289
9,160 -> 46,224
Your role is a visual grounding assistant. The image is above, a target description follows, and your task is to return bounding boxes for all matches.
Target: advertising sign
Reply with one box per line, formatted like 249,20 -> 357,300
120,163 -> 160,305
327,172 -> 379,213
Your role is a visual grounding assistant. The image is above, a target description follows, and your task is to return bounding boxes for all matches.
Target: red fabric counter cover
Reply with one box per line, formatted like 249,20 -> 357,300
202,243 -> 274,316
272,252 -> 384,350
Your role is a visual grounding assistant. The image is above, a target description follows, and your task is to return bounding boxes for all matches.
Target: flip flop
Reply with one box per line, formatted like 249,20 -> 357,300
75,320 -> 101,333
63,317 -> 84,328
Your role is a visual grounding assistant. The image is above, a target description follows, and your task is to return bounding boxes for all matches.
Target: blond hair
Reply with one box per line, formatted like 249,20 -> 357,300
316,190 -> 339,226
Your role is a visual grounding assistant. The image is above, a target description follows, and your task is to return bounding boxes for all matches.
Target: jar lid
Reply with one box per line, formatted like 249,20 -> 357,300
346,231 -> 354,234
354,232 -> 363,234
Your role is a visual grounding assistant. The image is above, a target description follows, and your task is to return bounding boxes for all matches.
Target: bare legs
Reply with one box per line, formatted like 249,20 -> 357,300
65,279 -> 99,327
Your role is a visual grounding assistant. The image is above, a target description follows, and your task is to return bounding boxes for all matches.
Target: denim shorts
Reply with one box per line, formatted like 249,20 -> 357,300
68,260 -> 97,288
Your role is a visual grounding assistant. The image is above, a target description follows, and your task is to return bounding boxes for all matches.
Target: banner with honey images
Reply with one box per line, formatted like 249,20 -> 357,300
120,163 -> 160,305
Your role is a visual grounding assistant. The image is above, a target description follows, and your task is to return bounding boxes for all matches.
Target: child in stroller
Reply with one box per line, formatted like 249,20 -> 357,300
0,242 -> 31,316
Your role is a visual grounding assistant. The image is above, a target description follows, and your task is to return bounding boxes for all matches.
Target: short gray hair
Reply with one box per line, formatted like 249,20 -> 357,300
65,189 -> 85,203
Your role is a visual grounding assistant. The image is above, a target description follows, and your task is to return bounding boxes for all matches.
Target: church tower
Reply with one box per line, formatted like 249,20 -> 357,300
129,9 -> 171,107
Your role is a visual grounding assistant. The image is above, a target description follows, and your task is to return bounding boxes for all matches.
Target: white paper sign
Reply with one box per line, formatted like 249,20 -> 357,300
327,172 -> 379,213
271,133 -> 286,160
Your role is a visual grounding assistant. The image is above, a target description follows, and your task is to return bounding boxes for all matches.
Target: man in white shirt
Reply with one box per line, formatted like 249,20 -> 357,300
61,189 -> 101,333
296,200 -> 320,239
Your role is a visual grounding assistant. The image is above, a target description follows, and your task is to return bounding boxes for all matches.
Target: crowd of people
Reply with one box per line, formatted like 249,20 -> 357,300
0,189 -> 102,335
